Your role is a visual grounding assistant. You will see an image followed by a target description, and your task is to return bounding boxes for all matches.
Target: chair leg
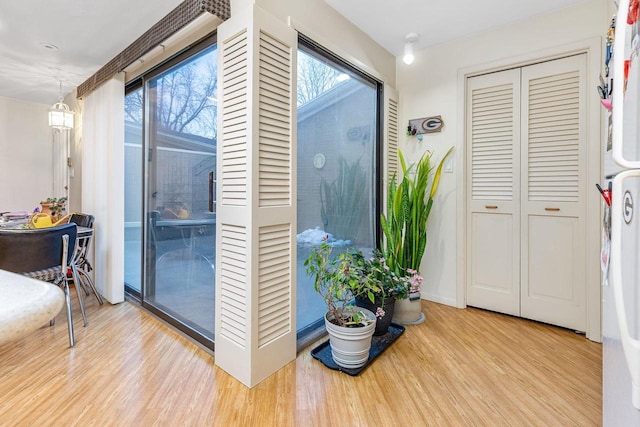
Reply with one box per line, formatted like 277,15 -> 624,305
80,274 -> 90,296
74,261 -> 90,296
63,282 -> 75,347
78,268 -> 103,305
70,268 -> 88,327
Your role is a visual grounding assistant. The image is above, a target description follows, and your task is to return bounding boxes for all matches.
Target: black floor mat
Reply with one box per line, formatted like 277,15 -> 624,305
310,323 -> 405,376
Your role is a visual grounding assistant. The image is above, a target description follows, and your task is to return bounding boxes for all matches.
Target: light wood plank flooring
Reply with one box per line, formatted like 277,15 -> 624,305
0,296 -> 601,426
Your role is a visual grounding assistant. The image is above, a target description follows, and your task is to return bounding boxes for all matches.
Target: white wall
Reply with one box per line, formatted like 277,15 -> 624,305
397,0 -> 608,306
255,0 -> 396,84
0,96 -> 54,212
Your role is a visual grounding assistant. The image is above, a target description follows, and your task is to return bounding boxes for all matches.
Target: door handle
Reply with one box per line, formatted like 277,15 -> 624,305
545,207 -> 560,212
485,205 -> 498,209
209,171 -> 216,213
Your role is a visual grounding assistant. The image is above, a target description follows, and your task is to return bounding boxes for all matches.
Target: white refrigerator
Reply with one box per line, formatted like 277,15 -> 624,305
603,0 -> 640,424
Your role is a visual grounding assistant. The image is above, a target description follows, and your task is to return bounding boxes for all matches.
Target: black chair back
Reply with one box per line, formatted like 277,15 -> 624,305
69,213 -> 95,229
0,223 -> 77,274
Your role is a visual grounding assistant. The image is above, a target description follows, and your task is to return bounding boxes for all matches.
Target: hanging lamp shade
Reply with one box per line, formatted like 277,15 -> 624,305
49,98 -> 74,130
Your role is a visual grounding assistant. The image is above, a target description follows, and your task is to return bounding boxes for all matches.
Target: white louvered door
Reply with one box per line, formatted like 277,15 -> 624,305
216,5 -> 297,387
520,56 -> 586,331
466,69 -> 521,316
466,55 -> 587,331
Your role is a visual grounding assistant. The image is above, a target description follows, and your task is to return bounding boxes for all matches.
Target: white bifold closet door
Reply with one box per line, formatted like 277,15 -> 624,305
467,68 -> 522,317
466,54 -> 587,332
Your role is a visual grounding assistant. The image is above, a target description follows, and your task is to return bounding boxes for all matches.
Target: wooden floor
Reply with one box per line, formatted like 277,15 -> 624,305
0,296 -> 602,426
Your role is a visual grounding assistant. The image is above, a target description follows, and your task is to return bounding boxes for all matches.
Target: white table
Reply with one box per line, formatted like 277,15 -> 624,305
0,269 -> 65,346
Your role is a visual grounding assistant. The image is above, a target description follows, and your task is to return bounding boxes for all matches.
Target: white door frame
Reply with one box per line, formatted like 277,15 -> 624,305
455,37 -> 603,342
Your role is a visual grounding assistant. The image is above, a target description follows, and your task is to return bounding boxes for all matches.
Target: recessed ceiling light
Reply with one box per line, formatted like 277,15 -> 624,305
403,33 -> 419,65
40,43 -> 59,51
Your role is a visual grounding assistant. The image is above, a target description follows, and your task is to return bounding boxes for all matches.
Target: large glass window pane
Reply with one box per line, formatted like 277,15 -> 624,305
124,87 -> 143,293
144,44 -> 217,340
296,43 -> 379,334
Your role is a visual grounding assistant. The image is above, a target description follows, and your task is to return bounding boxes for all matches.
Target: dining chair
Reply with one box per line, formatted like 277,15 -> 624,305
0,223 -> 86,347
68,213 -> 102,304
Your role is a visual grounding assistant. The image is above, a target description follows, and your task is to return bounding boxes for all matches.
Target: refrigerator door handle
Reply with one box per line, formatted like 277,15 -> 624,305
611,170 -> 640,409
613,0 -> 640,169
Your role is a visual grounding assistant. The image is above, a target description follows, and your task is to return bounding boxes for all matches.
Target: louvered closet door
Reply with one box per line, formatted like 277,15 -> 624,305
466,69 -> 521,316
520,55 -> 586,331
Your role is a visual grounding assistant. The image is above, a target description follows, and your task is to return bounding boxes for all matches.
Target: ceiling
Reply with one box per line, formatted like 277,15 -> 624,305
0,0 -> 590,105
325,0 -> 589,56
0,0 -> 181,105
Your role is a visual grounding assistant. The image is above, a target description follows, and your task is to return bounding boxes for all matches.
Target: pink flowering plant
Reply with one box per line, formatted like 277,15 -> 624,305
358,250 -> 411,301
353,250 -> 418,319
404,268 -> 423,300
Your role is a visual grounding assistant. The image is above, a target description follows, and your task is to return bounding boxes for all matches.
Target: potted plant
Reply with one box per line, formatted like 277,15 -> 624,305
353,251 -> 411,335
381,148 -> 453,324
40,197 -> 67,221
304,237 -> 378,369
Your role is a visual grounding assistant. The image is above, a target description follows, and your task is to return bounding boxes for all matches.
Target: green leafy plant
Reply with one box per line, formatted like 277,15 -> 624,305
359,251 -> 410,302
305,240 -> 416,323
304,237 -> 377,327
380,148 -> 454,280
354,251 -> 418,320
320,157 -> 366,242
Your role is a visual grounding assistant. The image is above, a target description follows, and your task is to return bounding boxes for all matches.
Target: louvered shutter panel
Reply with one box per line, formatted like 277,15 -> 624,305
258,31 -> 291,207
258,224 -> 291,347
526,70 -> 580,202
219,29 -> 249,347
470,82 -> 516,201
384,85 -> 399,183
221,30 -> 248,206
216,5 -> 297,388
256,28 -> 293,348
219,224 -> 248,347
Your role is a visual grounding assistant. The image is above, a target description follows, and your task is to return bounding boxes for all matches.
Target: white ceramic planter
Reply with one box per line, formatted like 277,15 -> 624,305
392,292 -> 425,325
325,307 -> 376,369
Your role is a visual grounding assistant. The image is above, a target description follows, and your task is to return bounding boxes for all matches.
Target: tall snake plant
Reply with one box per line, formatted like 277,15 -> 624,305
320,157 -> 366,242
380,147 -> 454,276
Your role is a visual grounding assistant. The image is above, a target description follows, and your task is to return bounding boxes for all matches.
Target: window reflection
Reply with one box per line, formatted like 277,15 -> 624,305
296,43 -> 378,333
124,41 -> 218,346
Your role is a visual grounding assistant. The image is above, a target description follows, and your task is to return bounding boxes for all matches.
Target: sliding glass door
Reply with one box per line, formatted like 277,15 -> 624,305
124,87 -> 143,294
124,36 -> 217,346
296,38 -> 381,338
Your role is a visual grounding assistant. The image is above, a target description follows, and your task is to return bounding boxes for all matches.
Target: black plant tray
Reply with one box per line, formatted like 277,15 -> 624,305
310,323 -> 405,376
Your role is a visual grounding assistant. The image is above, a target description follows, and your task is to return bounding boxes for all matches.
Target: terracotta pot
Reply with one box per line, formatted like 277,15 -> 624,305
40,202 -> 65,221
40,202 -> 54,216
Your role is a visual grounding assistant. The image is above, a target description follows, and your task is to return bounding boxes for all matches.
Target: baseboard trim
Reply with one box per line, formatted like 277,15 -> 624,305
422,293 -> 457,307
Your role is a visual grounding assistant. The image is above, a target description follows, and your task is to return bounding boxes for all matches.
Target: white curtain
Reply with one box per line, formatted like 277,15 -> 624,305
51,131 -> 68,201
81,73 -> 125,304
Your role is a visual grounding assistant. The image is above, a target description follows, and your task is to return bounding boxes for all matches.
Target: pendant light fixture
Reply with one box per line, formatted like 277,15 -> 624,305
49,81 -> 74,130
403,33 -> 419,65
